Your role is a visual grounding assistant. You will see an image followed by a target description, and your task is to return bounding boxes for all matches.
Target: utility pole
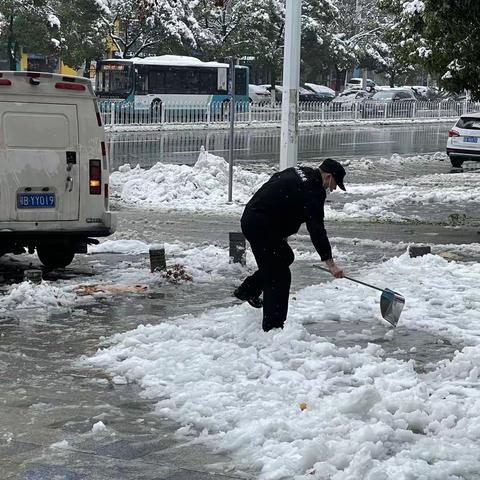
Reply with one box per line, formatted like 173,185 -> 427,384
228,57 -> 236,203
279,0 -> 302,171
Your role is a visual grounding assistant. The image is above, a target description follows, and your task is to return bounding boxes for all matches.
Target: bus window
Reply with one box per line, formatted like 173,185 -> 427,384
235,69 -> 247,96
136,70 -> 149,95
199,69 -> 217,94
165,68 -> 187,94
148,70 -> 166,94
96,64 -> 133,98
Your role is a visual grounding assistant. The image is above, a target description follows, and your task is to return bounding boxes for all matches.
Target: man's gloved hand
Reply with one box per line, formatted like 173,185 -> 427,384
324,259 -> 344,278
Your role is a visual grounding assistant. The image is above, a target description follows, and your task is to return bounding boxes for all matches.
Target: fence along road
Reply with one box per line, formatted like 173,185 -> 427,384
98,99 -> 480,131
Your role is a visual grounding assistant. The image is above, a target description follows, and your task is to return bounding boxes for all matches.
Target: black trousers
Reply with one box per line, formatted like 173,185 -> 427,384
239,214 -> 295,332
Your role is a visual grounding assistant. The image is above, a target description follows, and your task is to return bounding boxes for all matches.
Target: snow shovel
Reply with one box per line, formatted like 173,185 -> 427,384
315,266 -> 405,327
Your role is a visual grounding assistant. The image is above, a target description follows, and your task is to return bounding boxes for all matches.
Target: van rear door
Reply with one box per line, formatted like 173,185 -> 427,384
0,102 -> 80,222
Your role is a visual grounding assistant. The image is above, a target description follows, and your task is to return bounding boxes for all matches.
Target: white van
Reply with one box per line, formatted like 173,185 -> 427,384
0,71 -> 116,269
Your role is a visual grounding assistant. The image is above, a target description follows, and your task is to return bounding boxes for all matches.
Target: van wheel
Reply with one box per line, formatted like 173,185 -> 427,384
450,157 -> 464,168
36,246 -> 75,269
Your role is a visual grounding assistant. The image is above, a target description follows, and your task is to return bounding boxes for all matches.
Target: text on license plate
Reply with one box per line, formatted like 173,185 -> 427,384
17,193 -> 56,209
463,136 -> 478,143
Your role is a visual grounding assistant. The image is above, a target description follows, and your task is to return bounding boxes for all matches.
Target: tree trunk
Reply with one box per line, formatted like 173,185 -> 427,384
7,15 -> 16,70
335,67 -> 344,92
389,71 -> 395,88
83,59 -> 91,78
270,67 -> 277,105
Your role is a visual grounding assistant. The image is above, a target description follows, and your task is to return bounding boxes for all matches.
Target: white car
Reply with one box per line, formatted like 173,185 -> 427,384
249,84 -> 270,103
447,113 -> 480,168
331,89 -> 370,110
346,77 -> 376,92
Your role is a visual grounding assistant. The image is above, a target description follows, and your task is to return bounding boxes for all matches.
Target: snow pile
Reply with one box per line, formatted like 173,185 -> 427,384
84,253 -> 480,479
110,148 -> 269,213
328,169 -> 480,222
91,421 -> 107,434
345,152 -> 446,171
88,239 -> 249,285
89,239 -> 151,255
0,281 -> 76,312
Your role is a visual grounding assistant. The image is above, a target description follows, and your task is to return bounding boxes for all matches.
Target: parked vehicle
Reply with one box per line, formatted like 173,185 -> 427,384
249,84 -> 270,103
304,83 -> 335,102
0,71 -> 116,268
259,85 -> 318,102
446,113 -> 480,168
362,89 -> 416,118
346,77 -> 376,92
330,89 -> 370,111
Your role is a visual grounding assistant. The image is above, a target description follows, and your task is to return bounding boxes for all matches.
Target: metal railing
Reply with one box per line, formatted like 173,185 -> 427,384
98,99 -> 480,129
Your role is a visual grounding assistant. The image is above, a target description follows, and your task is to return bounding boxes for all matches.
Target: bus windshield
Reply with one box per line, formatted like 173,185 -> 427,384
96,63 -> 133,98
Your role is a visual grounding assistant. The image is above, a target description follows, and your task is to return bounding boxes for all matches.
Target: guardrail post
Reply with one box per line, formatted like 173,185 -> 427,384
411,101 -> 416,120
161,105 -> 166,124
321,102 -> 325,124
110,103 -> 115,126
207,102 -> 211,125
438,102 -> 441,120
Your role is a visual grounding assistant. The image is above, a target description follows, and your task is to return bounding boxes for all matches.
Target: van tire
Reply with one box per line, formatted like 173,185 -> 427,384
449,157 -> 464,168
37,246 -> 75,269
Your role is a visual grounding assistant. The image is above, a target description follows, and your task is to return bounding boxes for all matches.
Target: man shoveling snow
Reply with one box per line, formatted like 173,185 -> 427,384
234,159 -> 346,332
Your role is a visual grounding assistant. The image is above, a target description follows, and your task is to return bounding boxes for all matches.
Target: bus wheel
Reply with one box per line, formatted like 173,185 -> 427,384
151,100 -> 162,121
37,245 -> 75,269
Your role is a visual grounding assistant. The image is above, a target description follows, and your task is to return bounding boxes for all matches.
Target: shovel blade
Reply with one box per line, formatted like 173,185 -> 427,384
380,288 -> 405,327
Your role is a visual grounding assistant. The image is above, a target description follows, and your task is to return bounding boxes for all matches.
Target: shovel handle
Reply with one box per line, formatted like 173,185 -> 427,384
315,265 -> 385,293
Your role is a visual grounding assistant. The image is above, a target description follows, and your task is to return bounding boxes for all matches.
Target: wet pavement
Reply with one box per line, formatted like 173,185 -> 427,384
1,209 -> 478,479
107,123 -> 451,170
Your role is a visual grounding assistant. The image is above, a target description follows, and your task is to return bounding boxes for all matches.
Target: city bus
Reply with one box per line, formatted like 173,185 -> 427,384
95,55 -> 249,115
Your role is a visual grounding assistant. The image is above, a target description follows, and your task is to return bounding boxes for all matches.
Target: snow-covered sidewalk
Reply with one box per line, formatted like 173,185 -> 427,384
82,253 -> 480,479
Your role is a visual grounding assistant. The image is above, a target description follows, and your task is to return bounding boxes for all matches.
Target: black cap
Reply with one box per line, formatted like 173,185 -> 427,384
320,158 -> 346,191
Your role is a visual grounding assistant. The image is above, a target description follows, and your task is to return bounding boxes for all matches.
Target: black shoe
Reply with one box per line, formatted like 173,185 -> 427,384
233,287 -> 263,308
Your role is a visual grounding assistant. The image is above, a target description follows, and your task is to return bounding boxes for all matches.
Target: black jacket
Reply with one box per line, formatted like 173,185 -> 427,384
242,166 -> 332,261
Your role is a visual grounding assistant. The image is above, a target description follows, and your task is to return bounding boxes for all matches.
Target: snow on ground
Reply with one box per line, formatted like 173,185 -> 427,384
327,169 -> 480,222
109,150 -> 479,223
0,281 -> 76,313
110,147 -> 268,213
83,253 -> 480,479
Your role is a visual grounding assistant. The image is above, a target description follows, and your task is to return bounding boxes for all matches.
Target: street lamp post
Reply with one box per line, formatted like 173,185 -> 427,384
279,0 -> 302,171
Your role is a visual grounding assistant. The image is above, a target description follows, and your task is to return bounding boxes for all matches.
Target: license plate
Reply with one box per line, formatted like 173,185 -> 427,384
463,136 -> 478,143
17,193 -> 55,209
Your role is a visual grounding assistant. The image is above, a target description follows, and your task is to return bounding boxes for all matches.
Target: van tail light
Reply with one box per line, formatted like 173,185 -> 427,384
448,129 -> 460,137
96,111 -> 102,127
0,79 -> 11,86
101,141 -> 106,156
89,160 -> 102,195
55,82 -> 86,91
